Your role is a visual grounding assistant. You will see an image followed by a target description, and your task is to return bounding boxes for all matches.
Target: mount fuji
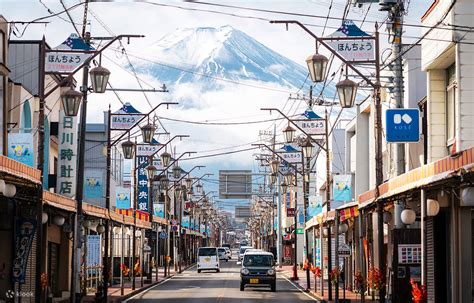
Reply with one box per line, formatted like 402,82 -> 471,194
133,26 -> 337,98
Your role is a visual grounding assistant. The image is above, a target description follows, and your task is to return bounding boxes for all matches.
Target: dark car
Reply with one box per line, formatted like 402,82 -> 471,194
240,251 -> 276,292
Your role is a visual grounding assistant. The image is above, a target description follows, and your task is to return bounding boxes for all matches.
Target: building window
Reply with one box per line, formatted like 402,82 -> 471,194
446,64 -> 456,147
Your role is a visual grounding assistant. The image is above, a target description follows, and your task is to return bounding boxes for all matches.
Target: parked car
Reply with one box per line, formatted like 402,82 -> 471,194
197,247 -> 220,273
218,247 -> 228,262
240,251 -> 276,292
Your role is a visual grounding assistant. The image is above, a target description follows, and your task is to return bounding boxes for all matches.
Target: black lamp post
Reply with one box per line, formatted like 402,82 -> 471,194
160,152 -> 171,168
336,77 -> 358,109
301,137 -> 314,159
141,123 -> 156,144
283,125 -> 296,144
121,139 -> 135,160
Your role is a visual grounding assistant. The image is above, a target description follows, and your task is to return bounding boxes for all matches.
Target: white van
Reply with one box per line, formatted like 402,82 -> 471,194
197,247 -> 220,273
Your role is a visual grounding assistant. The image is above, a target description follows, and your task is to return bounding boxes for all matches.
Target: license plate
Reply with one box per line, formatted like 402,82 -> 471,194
250,278 -> 259,284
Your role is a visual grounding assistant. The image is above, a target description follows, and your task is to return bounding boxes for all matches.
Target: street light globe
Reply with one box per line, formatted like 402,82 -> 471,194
146,164 -> 157,180
401,209 -> 416,225
301,137 -> 314,159
270,159 -> 280,174
140,123 -> 156,144
280,181 -> 288,194
89,65 -> 110,93
306,52 -> 329,83
121,140 -> 135,159
61,88 -> 82,117
336,78 -> 358,108
160,152 -> 171,168
282,125 -> 296,144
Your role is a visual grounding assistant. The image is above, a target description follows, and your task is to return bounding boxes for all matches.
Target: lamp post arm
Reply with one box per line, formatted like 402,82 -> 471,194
260,107 -> 327,152
155,152 -> 196,176
166,166 -> 205,191
191,173 -> 214,187
44,34 -> 145,100
111,102 -> 179,146
270,20 -> 378,89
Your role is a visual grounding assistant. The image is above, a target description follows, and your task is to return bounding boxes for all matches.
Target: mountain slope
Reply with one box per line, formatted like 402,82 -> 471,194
134,26 -> 337,97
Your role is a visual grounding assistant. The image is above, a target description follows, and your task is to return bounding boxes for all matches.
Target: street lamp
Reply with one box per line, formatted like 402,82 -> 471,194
61,88 -> 82,117
301,137 -> 314,159
173,164 -> 182,179
160,175 -> 170,189
336,77 -> 358,108
270,159 -> 280,174
284,171 -> 294,186
280,181 -> 288,194
146,164 -> 157,180
196,183 -> 203,195
140,123 -> 156,144
269,173 -> 277,185
306,51 -> 329,83
185,177 -> 193,190
89,65 -> 110,93
121,139 -> 135,159
160,152 -> 171,167
283,125 -> 296,144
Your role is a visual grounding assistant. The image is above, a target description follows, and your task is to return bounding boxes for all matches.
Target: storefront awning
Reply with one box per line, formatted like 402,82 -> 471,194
336,201 -> 359,221
0,156 -> 41,184
305,210 -> 336,230
358,147 -> 474,209
43,191 -> 76,212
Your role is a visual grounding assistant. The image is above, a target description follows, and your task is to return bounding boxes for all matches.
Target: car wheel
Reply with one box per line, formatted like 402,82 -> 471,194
197,269 -> 201,273
226,259 -> 228,262
271,282 -> 276,292
240,283 -> 244,291
216,269 -> 220,273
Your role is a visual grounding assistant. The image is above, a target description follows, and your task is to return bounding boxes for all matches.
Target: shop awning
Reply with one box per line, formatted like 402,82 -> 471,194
0,156 -> 41,184
358,147 -> 474,209
43,191 -> 76,212
336,201 -> 359,221
305,210 -> 336,230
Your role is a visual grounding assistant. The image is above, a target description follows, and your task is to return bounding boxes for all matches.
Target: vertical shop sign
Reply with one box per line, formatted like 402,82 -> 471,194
57,110 -> 78,198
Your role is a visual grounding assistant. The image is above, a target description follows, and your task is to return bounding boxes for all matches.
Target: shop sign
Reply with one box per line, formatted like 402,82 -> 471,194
296,208 -> 304,234
87,235 -> 102,272
8,133 -> 35,167
286,207 -> 295,217
136,155 -> 149,211
338,243 -> 351,257
12,219 -> 36,284
57,110 -> 78,198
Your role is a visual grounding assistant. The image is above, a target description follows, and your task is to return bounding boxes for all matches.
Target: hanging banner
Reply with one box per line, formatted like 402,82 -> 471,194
315,238 -> 321,267
297,208 -> 304,234
12,219 -> 36,284
45,33 -> 94,73
86,235 -> 101,273
308,196 -> 323,219
333,174 -> 353,201
153,203 -> 165,218
326,20 -> 375,62
84,174 -> 103,199
200,224 -> 206,234
111,103 -> 145,130
8,133 -> 34,167
57,110 -> 78,198
116,187 -> 131,209
136,156 -> 149,211
182,216 -> 190,228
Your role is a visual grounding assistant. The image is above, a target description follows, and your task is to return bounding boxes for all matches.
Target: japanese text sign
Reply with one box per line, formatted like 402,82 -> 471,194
136,155 -> 149,211
57,110 -> 78,198
45,52 -> 91,73
295,119 -> 326,135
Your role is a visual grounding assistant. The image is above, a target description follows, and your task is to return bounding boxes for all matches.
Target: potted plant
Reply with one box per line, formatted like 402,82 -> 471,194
354,271 -> 364,293
410,279 -> 427,303
330,267 -> 341,286
367,267 -> 384,297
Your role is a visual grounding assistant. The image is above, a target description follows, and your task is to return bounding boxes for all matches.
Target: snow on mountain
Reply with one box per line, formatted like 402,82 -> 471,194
134,26 -> 337,98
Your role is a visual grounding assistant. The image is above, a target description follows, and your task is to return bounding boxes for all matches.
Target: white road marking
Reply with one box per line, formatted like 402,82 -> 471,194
281,274 -> 320,302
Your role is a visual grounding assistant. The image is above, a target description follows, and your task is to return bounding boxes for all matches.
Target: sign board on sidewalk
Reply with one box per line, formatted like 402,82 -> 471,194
338,243 -> 351,257
386,109 -> 420,142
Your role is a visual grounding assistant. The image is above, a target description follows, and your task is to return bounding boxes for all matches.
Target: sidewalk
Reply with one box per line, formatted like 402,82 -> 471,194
82,265 -> 190,303
277,266 -> 376,303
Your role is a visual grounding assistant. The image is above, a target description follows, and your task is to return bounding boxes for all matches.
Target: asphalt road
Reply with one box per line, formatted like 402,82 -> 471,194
125,259 -> 319,303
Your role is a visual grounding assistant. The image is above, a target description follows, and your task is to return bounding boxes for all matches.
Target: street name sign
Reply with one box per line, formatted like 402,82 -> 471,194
338,243 -> 351,257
